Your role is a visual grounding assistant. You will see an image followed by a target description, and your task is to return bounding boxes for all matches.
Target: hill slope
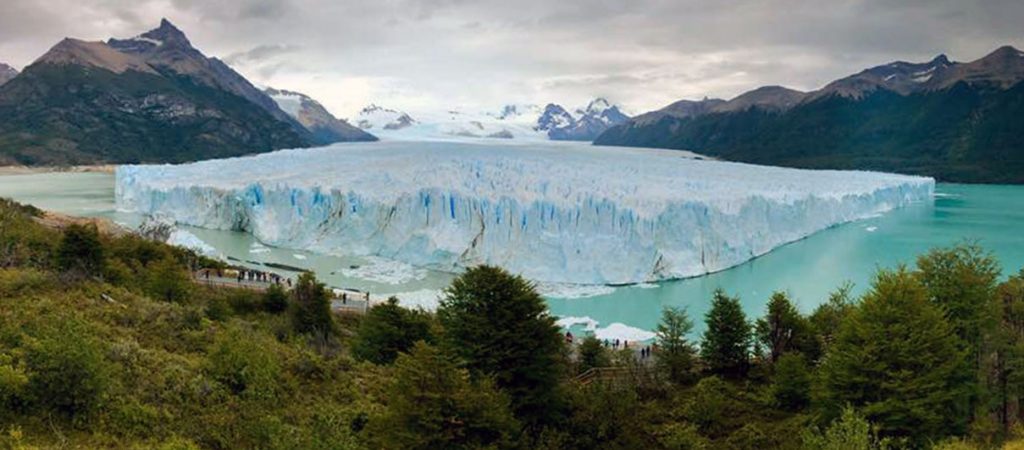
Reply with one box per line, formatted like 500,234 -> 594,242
596,46 -> 1024,183
266,87 -> 377,144
0,20 -> 373,166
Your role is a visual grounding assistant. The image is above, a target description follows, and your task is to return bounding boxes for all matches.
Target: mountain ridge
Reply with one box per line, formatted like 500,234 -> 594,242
594,45 -> 1024,183
0,19 -> 368,166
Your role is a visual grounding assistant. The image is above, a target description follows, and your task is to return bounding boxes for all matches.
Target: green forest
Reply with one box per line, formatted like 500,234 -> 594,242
594,82 -> 1024,184
2,196 -> 1024,449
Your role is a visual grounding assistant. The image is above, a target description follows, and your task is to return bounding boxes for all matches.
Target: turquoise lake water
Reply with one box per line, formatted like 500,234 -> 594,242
2,172 -> 1022,339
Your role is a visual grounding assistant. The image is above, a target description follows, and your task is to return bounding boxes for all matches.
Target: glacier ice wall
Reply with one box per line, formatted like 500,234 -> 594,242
115,141 -> 934,284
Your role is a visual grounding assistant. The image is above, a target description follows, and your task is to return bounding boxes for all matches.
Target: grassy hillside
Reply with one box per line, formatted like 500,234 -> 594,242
3,196 -> 1024,449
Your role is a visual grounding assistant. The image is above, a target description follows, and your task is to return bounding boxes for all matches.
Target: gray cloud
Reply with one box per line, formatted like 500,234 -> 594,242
0,0 -> 1020,117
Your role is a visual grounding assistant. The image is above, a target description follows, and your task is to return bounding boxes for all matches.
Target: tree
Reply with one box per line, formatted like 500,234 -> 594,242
146,256 -> 192,302
992,270 -> 1024,432
559,383 -> 656,450
366,342 -> 519,450
700,289 -> 751,378
818,267 -> 971,445
655,306 -> 697,384
772,352 -> 810,411
802,407 -> 888,450
809,283 -> 856,358
438,265 -> 565,428
352,297 -> 434,365
756,291 -> 815,364
576,335 -> 611,374
56,223 -> 104,278
290,272 -> 336,336
915,244 -> 1000,419
262,283 -> 288,314
915,244 -> 999,355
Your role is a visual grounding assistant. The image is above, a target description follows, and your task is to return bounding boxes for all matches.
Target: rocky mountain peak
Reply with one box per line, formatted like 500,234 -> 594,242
0,63 -> 18,86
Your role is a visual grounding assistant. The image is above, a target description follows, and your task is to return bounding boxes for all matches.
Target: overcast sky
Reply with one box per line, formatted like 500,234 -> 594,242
1,0 -> 1022,118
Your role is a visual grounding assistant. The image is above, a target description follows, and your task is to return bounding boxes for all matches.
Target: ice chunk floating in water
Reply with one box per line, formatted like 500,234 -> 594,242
115,141 -> 934,285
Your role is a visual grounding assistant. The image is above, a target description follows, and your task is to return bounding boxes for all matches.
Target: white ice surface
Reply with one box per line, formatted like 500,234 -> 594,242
116,140 -> 934,285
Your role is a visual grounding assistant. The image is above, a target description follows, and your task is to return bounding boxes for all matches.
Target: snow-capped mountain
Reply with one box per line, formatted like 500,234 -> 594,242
354,104 -> 417,131
349,98 -> 629,142
534,98 -> 630,141
0,63 -> 18,87
265,88 -> 376,143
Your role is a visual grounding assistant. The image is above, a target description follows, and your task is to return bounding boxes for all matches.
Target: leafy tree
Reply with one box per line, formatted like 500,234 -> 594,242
25,319 -> 112,420
56,223 -> 104,278
576,335 -> 611,374
438,265 -> 566,428
818,267 -> 971,445
352,297 -> 434,365
700,289 -> 751,378
685,376 -> 732,437
206,326 -> 282,401
656,306 -> 697,384
290,272 -> 336,336
262,283 -> 288,314
756,291 -> 816,364
992,270 -> 1024,432
802,407 -> 889,450
915,244 -> 1000,419
145,256 -> 193,302
772,352 -> 810,411
559,383 -> 656,450
915,244 -> 1000,354
366,342 -> 519,450
809,283 -> 856,357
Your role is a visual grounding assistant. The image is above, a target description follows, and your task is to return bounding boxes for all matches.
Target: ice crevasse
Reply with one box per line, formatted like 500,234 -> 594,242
115,141 -> 934,285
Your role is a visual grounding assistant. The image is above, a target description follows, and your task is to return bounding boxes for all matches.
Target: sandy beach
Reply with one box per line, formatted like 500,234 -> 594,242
0,164 -> 117,176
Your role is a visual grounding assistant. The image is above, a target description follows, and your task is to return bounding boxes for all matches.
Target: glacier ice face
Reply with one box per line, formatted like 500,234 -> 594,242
115,141 -> 934,285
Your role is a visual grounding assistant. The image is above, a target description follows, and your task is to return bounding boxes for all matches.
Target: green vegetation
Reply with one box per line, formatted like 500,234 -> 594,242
0,64 -> 310,166
594,82 -> 1024,183
5,196 -> 1024,448
701,289 -> 752,378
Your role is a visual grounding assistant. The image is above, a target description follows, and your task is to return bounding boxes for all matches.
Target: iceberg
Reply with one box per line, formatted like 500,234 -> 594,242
115,141 -> 934,285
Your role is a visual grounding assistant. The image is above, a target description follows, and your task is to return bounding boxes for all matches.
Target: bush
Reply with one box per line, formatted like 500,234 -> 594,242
56,223 -> 104,278
206,326 -> 282,401
772,352 -> 810,411
290,273 -> 336,336
145,256 -> 192,302
351,297 -> 433,365
365,342 -> 520,449
24,319 -> 112,421
262,284 -> 288,314
576,335 -> 611,374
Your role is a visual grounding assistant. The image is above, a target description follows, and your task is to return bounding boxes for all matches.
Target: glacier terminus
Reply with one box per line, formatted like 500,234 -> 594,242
115,141 -> 934,285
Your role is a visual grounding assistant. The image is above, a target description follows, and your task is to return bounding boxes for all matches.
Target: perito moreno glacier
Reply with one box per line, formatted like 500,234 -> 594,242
115,141 -> 934,285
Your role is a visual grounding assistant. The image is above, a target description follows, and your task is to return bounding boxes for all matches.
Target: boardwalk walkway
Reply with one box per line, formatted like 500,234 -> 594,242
192,271 -> 374,314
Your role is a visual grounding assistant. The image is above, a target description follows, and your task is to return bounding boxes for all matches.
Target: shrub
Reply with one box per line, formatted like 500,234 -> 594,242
24,320 -> 112,421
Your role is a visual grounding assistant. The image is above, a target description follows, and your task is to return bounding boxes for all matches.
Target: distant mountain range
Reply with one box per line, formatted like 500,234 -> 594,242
0,19 -> 375,166
352,98 -> 629,141
595,46 -> 1024,183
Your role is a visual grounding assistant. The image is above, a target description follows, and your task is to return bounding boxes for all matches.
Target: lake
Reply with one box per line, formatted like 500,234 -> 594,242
2,171 -> 1022,340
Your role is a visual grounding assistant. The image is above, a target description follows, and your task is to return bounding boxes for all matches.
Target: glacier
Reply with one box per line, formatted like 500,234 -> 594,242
115,141 -> 934,285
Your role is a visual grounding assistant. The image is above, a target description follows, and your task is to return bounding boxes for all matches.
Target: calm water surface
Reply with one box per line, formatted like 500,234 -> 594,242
2,172 -> 1022,337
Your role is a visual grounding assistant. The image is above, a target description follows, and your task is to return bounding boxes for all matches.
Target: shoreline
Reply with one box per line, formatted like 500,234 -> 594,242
0,164 -> 117,175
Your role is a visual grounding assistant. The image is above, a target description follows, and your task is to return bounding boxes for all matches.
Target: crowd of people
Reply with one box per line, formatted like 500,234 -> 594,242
564,331 -> 656,361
